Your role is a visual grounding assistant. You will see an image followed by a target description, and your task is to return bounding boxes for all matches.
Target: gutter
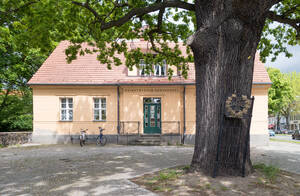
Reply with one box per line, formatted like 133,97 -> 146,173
28,83 -> 196,86
27,81 -> 271,86
183,85 -> 186,144
117,85 -> 120,135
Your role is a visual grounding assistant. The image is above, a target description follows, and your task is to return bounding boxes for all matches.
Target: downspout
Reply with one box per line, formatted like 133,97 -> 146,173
117,85 -> 120,135
183,85 -> 186,144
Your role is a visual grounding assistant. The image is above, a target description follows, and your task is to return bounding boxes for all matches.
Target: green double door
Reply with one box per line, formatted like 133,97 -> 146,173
143,98 -> 161,134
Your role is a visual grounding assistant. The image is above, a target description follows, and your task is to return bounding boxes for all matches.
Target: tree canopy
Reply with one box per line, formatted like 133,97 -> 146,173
0,0 -> 299,75
267,67 -> 294,117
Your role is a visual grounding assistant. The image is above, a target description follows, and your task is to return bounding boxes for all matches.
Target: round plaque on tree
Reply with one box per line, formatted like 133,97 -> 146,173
225,94 -> 252,119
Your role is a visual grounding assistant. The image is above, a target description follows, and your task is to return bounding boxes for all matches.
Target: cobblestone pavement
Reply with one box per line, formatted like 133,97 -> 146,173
1,141 -> 299,196
0,145 -> 193,196
251,141 -> 300,174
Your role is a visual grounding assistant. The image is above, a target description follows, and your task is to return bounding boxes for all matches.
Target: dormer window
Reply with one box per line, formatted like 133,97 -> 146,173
139,59 -> 150,76
139,59 -> 167,77
154,61 -> 166,76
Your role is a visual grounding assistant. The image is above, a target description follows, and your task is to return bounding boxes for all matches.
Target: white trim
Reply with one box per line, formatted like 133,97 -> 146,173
93,97 -> 107,121
60,97 -> 73,121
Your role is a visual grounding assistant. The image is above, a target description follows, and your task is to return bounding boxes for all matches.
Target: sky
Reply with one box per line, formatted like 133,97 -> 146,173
265,45 -> 300,73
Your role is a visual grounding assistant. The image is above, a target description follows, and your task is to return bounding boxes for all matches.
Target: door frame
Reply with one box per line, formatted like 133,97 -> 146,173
143,97 -> 162,134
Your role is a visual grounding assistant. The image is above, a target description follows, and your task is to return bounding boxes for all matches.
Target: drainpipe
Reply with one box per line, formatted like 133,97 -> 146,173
183,85 -> 186,144
117,85 -> 120,135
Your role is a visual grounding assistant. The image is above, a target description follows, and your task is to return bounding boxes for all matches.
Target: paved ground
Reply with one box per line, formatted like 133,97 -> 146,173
252,140 -> 300,174
0,141 -> 299,196
0,145 -> 193,196
271,134 -> 294,141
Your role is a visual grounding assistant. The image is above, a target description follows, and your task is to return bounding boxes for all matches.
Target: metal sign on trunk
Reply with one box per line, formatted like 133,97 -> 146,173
225,94 -> 252,119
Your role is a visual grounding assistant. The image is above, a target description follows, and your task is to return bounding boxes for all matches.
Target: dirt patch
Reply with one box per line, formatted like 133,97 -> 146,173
131,165 -> 300,196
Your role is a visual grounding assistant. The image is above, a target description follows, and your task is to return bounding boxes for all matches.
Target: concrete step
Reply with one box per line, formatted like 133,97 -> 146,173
130,140 -> 161,146
139,134 -> 161,138
128,134 -> 162,146
136,137 -> 161,141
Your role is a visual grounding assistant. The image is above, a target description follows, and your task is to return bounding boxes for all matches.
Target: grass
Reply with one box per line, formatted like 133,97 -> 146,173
153,169 -> 182,181
253,163 -> 280,183
270,138 -> 300,144
0,144 -> 4,148
143,168 -> 185,193
133,164 -> 300,196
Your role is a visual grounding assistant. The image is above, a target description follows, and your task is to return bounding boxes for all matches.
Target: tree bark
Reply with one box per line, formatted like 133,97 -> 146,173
189,0 -> 267,176
277,114 -> 280,131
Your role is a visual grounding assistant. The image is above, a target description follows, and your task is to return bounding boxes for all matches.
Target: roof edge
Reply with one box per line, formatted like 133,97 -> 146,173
28,81 -> 272,86
28,83 -> 196,86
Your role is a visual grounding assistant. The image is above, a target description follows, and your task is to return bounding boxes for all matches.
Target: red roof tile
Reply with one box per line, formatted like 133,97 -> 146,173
28,41 -> 271,85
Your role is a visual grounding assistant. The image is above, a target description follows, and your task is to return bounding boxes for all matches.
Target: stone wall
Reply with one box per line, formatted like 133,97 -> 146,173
0,132 -> 32,147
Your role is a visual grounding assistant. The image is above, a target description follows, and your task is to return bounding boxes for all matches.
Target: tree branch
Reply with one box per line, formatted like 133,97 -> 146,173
267,11 -> 300,38
0,0 -> 39,23
72,1 -> 101,20
72,0 -> 195,30
282,5 -> 300,18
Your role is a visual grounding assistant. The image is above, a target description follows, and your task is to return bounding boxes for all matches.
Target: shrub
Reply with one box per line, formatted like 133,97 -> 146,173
9,114 -> 33,131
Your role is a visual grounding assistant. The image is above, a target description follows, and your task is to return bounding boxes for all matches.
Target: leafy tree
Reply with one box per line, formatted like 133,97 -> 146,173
0,4 -> 49,131
0,47 -> 47,131
287,72 -> 300,127
1,0 -> 299,176
267,68 -> 294,129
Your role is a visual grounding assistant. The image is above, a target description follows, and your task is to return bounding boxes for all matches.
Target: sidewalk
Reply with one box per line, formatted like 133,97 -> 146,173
251,141 -> 300,174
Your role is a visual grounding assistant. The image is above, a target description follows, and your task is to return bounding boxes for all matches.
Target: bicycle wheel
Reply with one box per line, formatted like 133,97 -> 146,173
96,136 -> 101,146
100,136 -> 107,146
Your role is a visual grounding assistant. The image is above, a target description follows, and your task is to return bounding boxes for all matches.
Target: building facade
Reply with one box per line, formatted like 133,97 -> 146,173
28,41 -> 272,146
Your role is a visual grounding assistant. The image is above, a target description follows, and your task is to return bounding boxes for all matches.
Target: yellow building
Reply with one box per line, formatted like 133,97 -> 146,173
28,41 -> 271,146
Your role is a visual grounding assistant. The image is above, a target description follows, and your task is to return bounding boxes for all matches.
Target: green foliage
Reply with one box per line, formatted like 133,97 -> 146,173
9,114 -> 33,131
267,68 -> 294,116
259,0 -> 300,62
0,3 -> 49,131
287,72 -> 300,116
152,169 -> 182,182
253,163 -> 280,183
2,0 -> 298,79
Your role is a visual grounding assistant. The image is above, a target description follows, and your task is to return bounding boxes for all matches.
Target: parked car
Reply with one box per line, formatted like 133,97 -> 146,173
287,130 -> 294,134
275,129 -> 282,134
292,130 -> 300,140
281,129 -> 288,134
269,130 -> 275,137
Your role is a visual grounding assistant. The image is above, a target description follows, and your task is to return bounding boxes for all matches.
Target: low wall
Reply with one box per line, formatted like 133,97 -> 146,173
0,132 -> 32,147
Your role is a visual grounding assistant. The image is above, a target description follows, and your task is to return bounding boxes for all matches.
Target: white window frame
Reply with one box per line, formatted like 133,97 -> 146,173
139,59 -> 150,76
94,98 -> 106,121
60,98 -> 73,121
154,61 -> 167,76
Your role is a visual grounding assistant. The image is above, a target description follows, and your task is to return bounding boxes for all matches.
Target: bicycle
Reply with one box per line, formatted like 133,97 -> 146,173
96,127 -> 107,146
79,129 -> 88,147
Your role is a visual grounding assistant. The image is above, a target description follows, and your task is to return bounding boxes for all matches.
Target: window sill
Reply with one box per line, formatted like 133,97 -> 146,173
59,120 -> 73,122
93,120 -> 106,122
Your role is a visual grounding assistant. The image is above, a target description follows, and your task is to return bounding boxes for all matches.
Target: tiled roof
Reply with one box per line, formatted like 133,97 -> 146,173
28,41 -> 271,85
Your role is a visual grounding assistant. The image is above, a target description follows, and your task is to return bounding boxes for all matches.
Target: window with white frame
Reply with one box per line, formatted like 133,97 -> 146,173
94,98 -> 106,121
154,61 -> 166,76
60,98 -> 73,121
139,59 -> 167,77
139,59 -> 149,76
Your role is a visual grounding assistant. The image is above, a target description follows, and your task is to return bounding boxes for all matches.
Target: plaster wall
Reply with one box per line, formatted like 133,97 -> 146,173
32,84 -> 269,146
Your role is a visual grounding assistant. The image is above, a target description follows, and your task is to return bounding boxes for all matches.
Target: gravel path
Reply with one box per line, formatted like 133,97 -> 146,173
0,141 -> 299,196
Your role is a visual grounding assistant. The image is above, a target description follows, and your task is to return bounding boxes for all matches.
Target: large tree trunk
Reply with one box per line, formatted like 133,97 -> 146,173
277,114 -> 280,131
188,0 -> 268,176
